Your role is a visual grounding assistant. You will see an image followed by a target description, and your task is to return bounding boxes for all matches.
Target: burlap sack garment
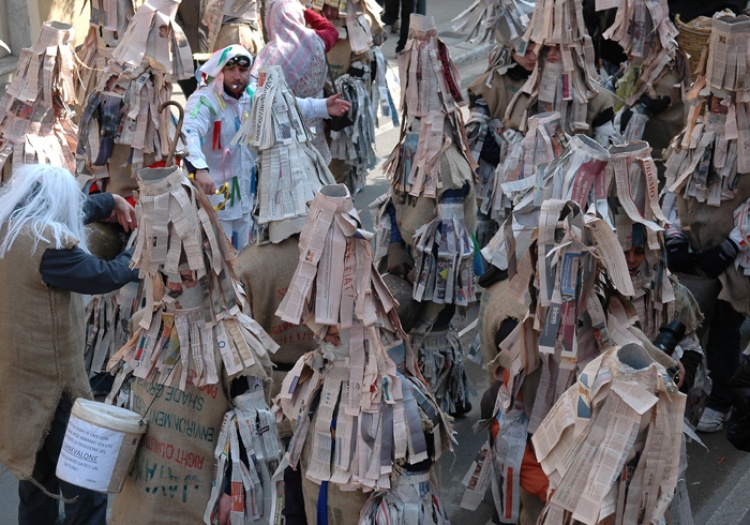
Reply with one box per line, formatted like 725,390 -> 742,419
0,226 -> 90,479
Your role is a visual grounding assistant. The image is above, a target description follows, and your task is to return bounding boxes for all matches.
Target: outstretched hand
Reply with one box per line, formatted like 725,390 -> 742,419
326,93 -> 351,118
109,194 -> 137,233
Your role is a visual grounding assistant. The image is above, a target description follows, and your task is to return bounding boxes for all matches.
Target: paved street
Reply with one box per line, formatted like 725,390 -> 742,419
1,0 -> 750,523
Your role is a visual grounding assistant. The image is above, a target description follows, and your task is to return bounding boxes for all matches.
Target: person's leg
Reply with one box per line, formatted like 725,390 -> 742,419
18,449 -> 60,525
382,0 -> 400,25
19,394 -> 108,525
396,0 -> 414,52
47,395 -> 108,525
282,465 -> 308,525
705,299 -> 744,413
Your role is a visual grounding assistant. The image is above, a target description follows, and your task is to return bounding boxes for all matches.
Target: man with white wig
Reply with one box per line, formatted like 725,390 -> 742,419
184,44 -> 350,250
0,164 -> 138,524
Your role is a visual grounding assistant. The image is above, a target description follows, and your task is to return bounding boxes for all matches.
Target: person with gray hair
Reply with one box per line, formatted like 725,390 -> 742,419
0,164 -> 138,525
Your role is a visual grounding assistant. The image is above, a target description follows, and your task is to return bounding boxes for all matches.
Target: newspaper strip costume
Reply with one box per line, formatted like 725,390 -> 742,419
472,134 -> 702,523
108,165 -> 282,524
384,14 -> 474,200
452,0 -> 534,46
329,73 -> 378,194
75,0 -> 136,116
664,15 -> 750,207
374,15 -> 477,414
76,0 -> 194,197
276,185 -> 454,507
603,0 -> 690,154
505,0 -> 602,135
0,21 -> 78,179
108,165 -> 278,389
232,65 -> 335,244
202,0 -> 264,53
320,0 -> 384,195
532,343 -> 686,525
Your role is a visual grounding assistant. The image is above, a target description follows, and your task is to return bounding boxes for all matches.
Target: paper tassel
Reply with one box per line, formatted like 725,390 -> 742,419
203,0 -> 262,52
453,0 -> 534,47
232,65 -> 335,243
0,21 -> 78,177
664,15 -> 750,206
330,74 -> 378,195
204,385 -> 284,524
358,470 -> 451,525
76,0 -> 194,193
276,184 -> 453,492
414,327 -> 470,414
108,166 -> 278,389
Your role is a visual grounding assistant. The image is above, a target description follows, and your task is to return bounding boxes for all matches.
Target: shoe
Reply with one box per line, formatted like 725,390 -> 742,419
697,407 -> 730,433
383,24 -> 392,34
392,19 -> 400,33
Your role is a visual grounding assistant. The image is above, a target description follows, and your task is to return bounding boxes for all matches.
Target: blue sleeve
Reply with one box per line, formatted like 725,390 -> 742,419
40,246 -> 139,295
82,193 -> 115,224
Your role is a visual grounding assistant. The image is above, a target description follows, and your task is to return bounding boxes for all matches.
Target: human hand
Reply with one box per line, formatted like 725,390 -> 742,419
195,169 -> 216,195
109,194 -> 137,232
218,493 -> 231,525
326,93 -> 351,118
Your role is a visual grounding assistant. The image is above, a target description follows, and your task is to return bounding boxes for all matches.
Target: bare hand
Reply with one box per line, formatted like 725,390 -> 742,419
109,194 -> 137,232
326,93 -> 351,118
218,493 -> 231,525
195,169 -> 216,195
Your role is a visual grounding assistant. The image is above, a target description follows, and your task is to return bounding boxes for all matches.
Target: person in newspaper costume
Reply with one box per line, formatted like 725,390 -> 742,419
107,164 -> 283,525
230,61 -> 344,521
317,0 -> 387,194
75,0 -> 135,115
663,14 -> 750,433
603,0 -> 690,166
372,14 -> 478,416
504,0 -> 620,143
460,0 -> 536,247
276,184 -> 454,525
0,164 -> 138,525
203,0 -> 265,53
76,0 -> 194,199
183,45 -> 350,249
472,134 -> 700,524
251,0 -> 339,163
0,21 -> 79,180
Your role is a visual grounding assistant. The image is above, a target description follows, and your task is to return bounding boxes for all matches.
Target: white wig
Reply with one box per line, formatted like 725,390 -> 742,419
0,164 -> 87,258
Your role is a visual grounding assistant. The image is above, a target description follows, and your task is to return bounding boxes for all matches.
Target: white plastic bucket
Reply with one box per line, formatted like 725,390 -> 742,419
56,398 -> 147,493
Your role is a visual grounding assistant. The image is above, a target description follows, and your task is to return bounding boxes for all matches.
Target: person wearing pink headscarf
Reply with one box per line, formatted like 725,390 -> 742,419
251,0 -> 338,163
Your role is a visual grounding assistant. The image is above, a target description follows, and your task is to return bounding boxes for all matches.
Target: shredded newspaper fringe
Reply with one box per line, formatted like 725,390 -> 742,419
203,0 -> 261,52
276,185 -> 454,493
414,327 -> 470,415
533,344 -> 685,525
232,65 -> 335,243
475,131 -> 690,522
330,73 -> 378,195
603,0 -> 688,106
108,166 -> 278,389
76,0 -> 194,192
664,15 -> 750,206
411,201 -> 477,306
0,21 -> 78,177
84,281 -> 141,377
452,0 -> 534,47
506,0 -> 599,134
75,0 -> 136,117
359,469 -> 451,525
205,385 -> 284,525
383,14 -> 474,199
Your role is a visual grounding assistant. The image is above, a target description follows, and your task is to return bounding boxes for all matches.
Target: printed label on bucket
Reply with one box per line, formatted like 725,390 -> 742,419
56,414 -> 124,491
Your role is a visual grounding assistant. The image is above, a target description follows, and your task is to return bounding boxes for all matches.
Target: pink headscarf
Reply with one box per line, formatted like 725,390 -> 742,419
250,0 -> 322,91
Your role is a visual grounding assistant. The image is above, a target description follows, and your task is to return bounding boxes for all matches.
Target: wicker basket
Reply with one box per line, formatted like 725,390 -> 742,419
675,14 -> 713,80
